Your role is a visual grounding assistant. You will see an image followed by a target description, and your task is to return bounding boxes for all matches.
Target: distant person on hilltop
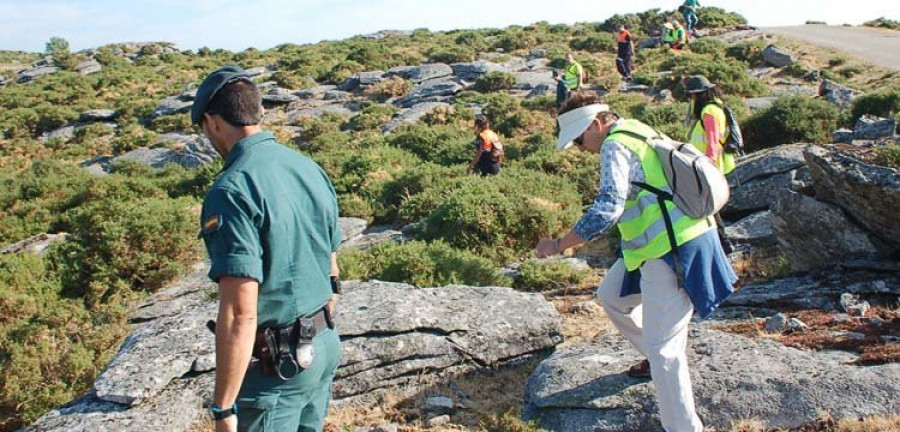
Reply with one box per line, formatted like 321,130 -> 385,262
536,92 -> 736,432
467,114 -> 503,176
564,53 -> 585,92
679,0 -> 701,39
193,65 -> 343,432
616,24 -> 635,82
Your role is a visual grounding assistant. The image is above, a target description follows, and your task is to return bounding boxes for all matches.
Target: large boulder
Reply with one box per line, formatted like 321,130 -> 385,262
450,61 -> 508,81
745,97 -> 777,112
16,66 -> 59,83
805,146 -> 900,249
27,270 -> 562,431
819,79 -> 858,109
762,44 -> 795,68
523,329 -> 900,432
722,144 -> 810,218
261,87 -> 301,106
386,63 -> 453,83
512,71 -> 556,90
394,80 -> 462,108
287,103 -> 356,123
772,190 -> 883,271
724,210 -> 775,247
727,144 -> 808,186
339,217 -> 368,244
853,115 -> 897,140
75,59 -> 103,75
382,101 -> 449,134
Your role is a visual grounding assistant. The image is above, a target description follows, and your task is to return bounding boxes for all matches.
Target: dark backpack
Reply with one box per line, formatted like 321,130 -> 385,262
704,101 -> 745,156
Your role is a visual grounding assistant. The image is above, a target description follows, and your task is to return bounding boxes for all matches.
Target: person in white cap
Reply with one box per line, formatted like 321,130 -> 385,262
535,92 -> 737,432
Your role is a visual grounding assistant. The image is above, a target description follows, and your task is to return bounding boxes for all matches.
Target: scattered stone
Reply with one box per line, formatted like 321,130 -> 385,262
427,415 -> 451,427
0,233 -> 67,255
177,88 -> 197,101
853,115 -> 897,140
652,89 -> 672,103
620,83 -> 651,94
75,59 -> 103,75
762,44 -> 795,67
571,300 -> 603,315
819,79 -> 858,109
765,313 -> 788,333
833,128 -> 854,144
355,424 -> 399,432
526,58 -> 550,70
801,70 -> 820,82
749,67 -> 777,79
772,190 -> 881,271
339,217 -> 368,244
41,125 -> 76,144
152,97 -> 192,117
294,85 -> 338,99
526,84 -> 554,98
324,90 -> 351,101
746,97 -> 777,112
261,87 -> 300,105
425,396 -> 455,412
17,66 -> 60,83
79,109 -> 118,123
839,293 -> 871,317
788,318 -> 808,330
527,49 -> 547,59
288,104 -> 355,123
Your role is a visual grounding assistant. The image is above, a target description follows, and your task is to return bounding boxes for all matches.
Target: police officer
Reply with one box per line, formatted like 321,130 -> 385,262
193,65 -> 343,432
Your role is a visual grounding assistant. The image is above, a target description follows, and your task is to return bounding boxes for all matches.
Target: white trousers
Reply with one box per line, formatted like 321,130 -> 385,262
596,259 -> 703,432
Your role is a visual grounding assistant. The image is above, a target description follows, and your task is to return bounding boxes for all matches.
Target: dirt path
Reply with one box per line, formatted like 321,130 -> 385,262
762,25 -> 900,70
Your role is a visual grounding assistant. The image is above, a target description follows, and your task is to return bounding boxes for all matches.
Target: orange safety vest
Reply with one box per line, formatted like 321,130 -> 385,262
617,30 -> 632,44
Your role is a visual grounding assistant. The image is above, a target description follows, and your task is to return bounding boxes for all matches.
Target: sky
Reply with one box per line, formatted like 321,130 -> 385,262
0,0 -> 897,53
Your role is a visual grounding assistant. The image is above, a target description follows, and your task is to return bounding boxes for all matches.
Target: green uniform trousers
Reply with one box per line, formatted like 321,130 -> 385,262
236,328 -> 342,432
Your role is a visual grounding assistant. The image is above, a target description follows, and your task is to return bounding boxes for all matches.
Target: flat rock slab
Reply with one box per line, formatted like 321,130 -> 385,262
524,329 -> 900,431
728,143 -> 808,186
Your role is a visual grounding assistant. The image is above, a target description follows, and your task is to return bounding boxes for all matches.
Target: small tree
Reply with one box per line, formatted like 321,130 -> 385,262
45,36 -> 79,69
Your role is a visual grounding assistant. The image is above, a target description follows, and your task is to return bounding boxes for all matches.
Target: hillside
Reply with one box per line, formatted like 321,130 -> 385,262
2,7 -> 900,432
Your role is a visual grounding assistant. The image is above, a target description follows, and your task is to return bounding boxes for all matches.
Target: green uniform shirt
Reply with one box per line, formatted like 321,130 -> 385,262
200,131 -> 342,328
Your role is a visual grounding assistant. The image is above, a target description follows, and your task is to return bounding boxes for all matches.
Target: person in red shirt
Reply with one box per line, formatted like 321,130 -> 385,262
616,25 -> 635,81
467,115 -> 502,176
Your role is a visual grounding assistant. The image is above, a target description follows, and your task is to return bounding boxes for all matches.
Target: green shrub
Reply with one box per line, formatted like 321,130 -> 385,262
851,88 -> 900,125
386,123 -> 473,166
495,32 -> 538,52
427,46 -> 474,63
346,104 -> 398,132
0,253 -> 129,432
838,65 -> 864,79
338,240 -> 509,288
339,194 -> 374,222
514,259 -> 591,291
828,56 -> 848,67
474,71 -> 518,93
377,163 -> 460,223
725,39 -> 767,66
45,36 -> 79,70
569,34 -> 616,53
696,7 -> 747,28
742,96 -> 842,151
863,17 -> 900,30
51,196 -> 199,304
874,145 -> 900,169
783,61 -> 813,78
417,167 -> 582,259
658,52 -> 768,97
687,38 -> 727,56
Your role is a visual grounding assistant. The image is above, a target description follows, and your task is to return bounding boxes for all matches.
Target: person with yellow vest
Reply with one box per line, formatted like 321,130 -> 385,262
663,19 -> 687,51
684,75 -> 737,253
536,92 -> 736,432
563,53 -> 584,91
467,114 -> 502,176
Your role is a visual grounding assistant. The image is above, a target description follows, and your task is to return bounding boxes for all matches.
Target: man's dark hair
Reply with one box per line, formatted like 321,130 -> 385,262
558,92 -> 620,123
205,79 -> 263,126
475,114 -> 492,129
692,87 -> 723,120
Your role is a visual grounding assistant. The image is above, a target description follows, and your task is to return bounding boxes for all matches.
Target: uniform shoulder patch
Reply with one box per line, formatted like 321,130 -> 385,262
201,215 -> 223,234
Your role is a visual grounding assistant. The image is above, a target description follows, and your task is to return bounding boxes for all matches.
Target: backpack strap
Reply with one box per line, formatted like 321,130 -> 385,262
631,181 -> 685,287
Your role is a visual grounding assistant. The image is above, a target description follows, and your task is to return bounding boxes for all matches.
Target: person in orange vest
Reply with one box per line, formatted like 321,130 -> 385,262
467,115 -> 503,176
616,24 -> 635,81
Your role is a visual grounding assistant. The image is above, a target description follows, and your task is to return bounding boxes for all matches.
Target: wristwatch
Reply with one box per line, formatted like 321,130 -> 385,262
330,275 -> 342,295
210,402 -> 237,421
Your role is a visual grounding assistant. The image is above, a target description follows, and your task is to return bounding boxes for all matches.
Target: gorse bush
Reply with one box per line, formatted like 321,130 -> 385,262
338,240 -> 510,288
851,88 -> 900,126
742,96 -> 842,151
474,71 -> 518,93
874,145 -> 900,170
515,258 -> 592,292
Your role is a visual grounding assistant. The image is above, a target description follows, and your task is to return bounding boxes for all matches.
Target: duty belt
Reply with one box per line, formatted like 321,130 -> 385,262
207,307 -> 334,381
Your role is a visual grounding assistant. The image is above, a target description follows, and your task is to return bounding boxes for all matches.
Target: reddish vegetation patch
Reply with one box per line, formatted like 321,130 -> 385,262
718,307 -> 900,366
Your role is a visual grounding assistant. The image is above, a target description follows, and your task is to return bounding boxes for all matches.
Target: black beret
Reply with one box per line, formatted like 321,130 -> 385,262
191,65 -> 252,125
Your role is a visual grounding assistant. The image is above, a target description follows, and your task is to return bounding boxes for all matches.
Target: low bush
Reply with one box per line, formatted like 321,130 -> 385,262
659,52 -> 768,97
742,96 -> 842,151
378,163 -> 460,224
863,17 -> 900,30
569,34 -> 616,53
688,38 -> 727,56
725,39 -> 767,67
363,76 -> 412,102
850,88 -> 900,124
338,240 -> 509,288
696,7 -> 747,28
474,71 -> 517,93
385,123 -> 473,166
874,144 -> 900,170
514,259 -> 591,292
346,104 -> 398,132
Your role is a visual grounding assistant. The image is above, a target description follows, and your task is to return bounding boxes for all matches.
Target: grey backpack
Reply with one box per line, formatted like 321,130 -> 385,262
613,129 -> 730,219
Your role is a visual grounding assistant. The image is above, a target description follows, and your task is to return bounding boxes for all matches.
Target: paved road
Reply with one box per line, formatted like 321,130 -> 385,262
762,25 -> 900,70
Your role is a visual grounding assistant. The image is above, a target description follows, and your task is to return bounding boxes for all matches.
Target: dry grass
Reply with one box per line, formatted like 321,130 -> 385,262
730,412 -> 900,431
729,247 -> 793,286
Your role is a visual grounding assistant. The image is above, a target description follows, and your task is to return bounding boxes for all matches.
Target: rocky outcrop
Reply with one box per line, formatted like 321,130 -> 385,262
382,101 -> 449,134
151,96 -> 193,117
387,63 -> 453,83
512,71 -> 555,90
450,61 -> 508,81
723,144 -> 810,217
805,146 -> 900,250
523,329 -> 900,432
724,210 -> 775,247
79,109 -> 118,123
339,217 -> 369,244
745,96 -> 776,112
16,66 -> 60,83
288,103 -> 358,123
0,233 -> 67,255
27,267 -> 562,431
75,59 -> 103,75
87,133 -> 218,172
261,87 -> 300,105
819,79 -> 858,109
762,44 -> 795,67
772,190 -> 883,271
395,80 -> 462,108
